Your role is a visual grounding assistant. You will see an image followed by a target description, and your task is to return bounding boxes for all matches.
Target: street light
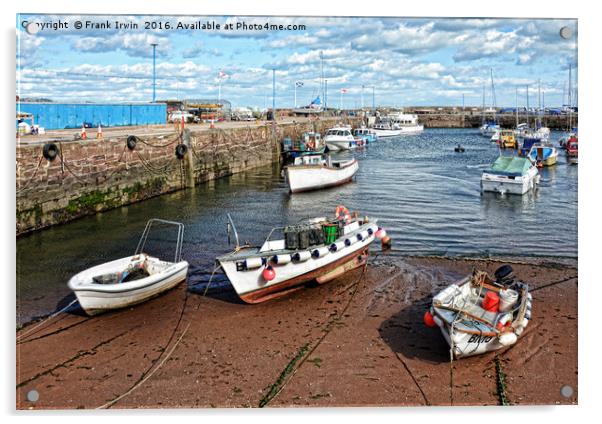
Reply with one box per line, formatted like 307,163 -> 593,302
150,43 -> 158,102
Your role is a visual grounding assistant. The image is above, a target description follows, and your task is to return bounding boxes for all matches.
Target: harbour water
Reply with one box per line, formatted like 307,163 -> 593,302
16,128 -> 577,324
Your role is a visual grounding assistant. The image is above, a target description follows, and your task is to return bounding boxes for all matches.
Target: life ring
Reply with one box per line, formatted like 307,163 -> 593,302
42,142 -> 59,161
307,139 -> 315,150
126,135 -> 138,150
335,205 -> 351,223
175,143 -> 188,159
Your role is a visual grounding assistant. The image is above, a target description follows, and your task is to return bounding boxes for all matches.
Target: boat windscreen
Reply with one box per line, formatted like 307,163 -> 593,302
490,156 -> 532,175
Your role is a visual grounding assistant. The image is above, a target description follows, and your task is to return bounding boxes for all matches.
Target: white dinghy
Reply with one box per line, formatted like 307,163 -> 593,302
68,219 -> 189,315
424,265 -> 532,358
285,154 -> 359,193
216,207 -> 387,303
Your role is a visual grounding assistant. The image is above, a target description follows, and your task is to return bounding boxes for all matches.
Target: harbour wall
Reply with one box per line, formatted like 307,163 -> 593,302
16,117 -> 361,235
417,113 -> 577,129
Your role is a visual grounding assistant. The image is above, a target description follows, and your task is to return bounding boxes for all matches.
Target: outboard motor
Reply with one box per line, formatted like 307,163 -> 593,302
494,265 -> 515,287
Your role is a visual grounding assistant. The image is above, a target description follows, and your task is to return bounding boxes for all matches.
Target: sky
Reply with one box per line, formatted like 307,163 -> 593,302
16,15 -> 578,109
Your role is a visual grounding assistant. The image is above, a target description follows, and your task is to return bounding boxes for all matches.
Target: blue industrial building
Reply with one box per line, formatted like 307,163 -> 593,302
16,102 -> 167,130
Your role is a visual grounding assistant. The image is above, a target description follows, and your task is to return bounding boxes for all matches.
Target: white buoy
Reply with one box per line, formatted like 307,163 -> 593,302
312,246 -> 330,258
498,332 -> 518,347
272,254 -> 291,265
330,241 -> 346,252
244,257 -> 264,269
292,251 -> 311,262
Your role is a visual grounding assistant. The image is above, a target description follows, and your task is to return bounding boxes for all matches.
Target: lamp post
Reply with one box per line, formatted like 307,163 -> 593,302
150,43 -> 158,102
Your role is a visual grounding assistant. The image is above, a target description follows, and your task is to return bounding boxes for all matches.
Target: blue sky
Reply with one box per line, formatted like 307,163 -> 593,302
16,15 -> 578,108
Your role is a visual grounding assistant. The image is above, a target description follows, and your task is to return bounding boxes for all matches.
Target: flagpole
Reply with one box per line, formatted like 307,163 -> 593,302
294,82 -> 297,108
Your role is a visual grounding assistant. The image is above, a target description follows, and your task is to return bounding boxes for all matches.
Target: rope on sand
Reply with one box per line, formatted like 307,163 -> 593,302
97,322 -> 191,409
16,299 -> 78,343
259,258 -> 369,407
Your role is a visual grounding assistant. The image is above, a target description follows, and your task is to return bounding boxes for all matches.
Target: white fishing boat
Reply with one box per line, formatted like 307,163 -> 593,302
324,125 -> 357,151
371,113 -> 423,137
285,154 -> 358,193
425,265 -> 532,358
216,208 -> 386,303
68,219 -> 188,315
481,156 -> 539,195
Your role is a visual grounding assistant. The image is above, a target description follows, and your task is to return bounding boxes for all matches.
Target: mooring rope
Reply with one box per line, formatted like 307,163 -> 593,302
97,321 -> 191,410
16,155 -> 44,195
16,299 -> 78,343
260,254 -> 370,407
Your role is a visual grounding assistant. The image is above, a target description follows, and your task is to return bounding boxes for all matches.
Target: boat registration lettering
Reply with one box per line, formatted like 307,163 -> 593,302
467,335 -> 493,344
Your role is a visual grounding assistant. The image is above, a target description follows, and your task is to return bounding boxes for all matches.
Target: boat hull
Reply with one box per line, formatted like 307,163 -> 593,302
68,256 -> 189,315
218,222 -> 378,303
286,160 -> 359,193
240,248 -> 368,303
371,125 -> 424,138
325,139 -> 356,151
481,168 -> 539,195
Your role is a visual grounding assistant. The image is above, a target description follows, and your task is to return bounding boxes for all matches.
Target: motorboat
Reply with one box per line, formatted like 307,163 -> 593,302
425,265 -> 532,358
498,130 -> 518,149
353,127 -> 378,143
371,113 -> 423,137
285,154 -> 359,193
566,135 -> 578,164
528,143 -> 558,167
481,156 -> 539,195
216,208 -> 384,303
68,219 -> 189,315
479,122 -> 500,137
324,125 -> 357,151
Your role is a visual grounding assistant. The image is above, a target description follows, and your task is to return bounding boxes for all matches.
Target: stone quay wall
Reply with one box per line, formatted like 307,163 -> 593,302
16,117 -> 361,235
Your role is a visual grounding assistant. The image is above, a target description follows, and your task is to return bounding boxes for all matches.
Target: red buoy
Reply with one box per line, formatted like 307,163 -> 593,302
424,310 -> 436,328
482,291 -> 500,312
262,265 -> 276,281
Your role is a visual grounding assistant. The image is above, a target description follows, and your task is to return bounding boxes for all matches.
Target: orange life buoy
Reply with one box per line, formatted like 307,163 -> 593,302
335,205 -> 351,223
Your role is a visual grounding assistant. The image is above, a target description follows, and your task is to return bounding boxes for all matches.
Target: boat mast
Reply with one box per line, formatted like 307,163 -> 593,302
526,84 -> 530,129
515,87 -> 519,129
319,51 -> 324,108
490,68 -> 497,123
537,79 -> 541,129
568,64 -> 572,130
481,84 -> 486,125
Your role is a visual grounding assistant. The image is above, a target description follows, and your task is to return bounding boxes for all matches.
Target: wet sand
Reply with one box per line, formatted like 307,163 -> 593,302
16,255 -> 577,409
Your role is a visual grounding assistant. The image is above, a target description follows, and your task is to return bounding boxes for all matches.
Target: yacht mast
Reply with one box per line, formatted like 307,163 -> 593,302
516,87 -> 518,128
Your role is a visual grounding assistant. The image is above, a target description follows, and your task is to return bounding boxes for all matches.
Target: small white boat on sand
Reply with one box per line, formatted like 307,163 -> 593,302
324,125 -> 356,151
481,156 -> 539,195
216,208 -> 386,303
425,265 -> 532,358
285,154 -> 358,193
68,219 -> 189,315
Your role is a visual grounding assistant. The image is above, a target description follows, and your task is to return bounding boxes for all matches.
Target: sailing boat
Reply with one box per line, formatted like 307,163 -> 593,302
293,51 -> 326,115
293,95 -> 324,115
479,69 -> 500,137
